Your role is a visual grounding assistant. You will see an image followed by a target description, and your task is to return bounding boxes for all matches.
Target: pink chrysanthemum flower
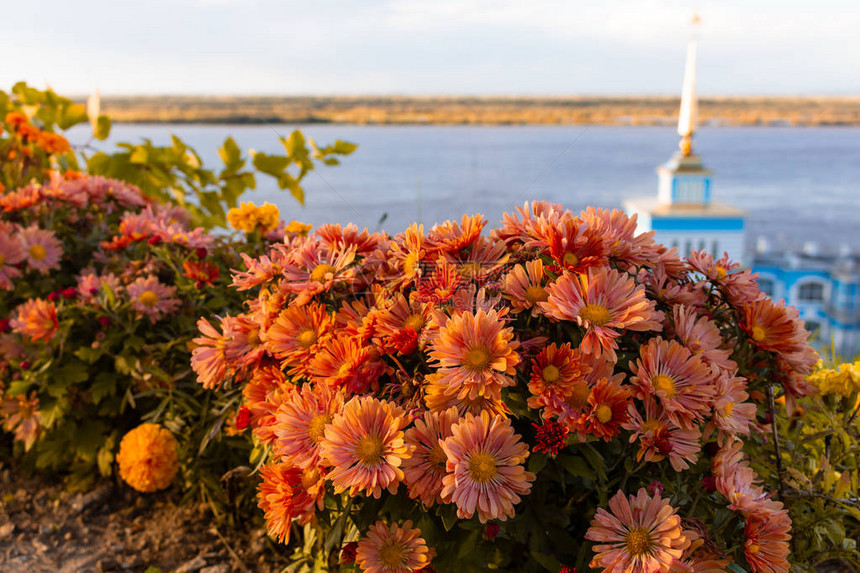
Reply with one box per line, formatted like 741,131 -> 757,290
540,268 -> 662,363
630,338 -> 716,429
429,309 -> 520,401
126,276 -> 181,323
744,510 -> 792,573
320,396 -> 412,498
76,272 -> 122,304
0,229 -> 26,290
191,316 -> 230,389
712,373 -> 757,443
281,238 -> 357,305
222,314 -> 266,370
525,211 -> 608,273
19,225 -> 62,274
741,298 -> 811,360
624,397 -> 702,472
356,520 -> 433,573
10,298 -> 58,342
273,383 -> 345,470
492,200 -> 568,246
232,245 -> 291,291
672,305 -> 735,375
440,411 -> 535,523
503,259 -> 549,317
307,335 -> 386,395
403,407 -> 459,507
585,488 -> 690,573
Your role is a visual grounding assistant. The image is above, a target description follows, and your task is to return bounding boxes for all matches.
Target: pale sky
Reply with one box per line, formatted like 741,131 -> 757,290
4,0 -> 859,96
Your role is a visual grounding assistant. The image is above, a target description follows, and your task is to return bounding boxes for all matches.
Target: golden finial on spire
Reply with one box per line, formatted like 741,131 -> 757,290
677,14 -> 700,156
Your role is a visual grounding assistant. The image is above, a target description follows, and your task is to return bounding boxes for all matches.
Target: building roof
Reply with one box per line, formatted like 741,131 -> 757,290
623,196 -> 745,218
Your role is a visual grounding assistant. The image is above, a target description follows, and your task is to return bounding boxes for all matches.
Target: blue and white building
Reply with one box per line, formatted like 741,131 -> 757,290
623,20 -> 860,358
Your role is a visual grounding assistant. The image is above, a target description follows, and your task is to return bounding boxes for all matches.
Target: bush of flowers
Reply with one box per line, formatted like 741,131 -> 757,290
191,203 -> 837,572
0,84 -> 354,507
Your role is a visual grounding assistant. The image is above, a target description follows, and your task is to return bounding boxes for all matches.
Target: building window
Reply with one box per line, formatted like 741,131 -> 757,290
698,239 -> 706,251
798,282 -> 824,303
711,240 -> 719,256
684,240 -> 692,255
758,278 -> 774,298
805,321 -> 821,335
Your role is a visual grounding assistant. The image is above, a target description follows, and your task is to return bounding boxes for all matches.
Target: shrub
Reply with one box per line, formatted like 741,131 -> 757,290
192,206 -> 836,572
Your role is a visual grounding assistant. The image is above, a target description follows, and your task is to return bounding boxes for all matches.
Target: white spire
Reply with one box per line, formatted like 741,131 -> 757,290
677,14 -> 700,155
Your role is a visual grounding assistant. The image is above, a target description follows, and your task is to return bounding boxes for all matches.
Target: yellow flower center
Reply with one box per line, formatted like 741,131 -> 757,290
562,252 -> 580,266
0,254 -> 6,267
568,383 -> 591,410
379,541 -> 406,568
542,364 -> 561,384
139,290 -> 159,308
579,303 -> 611,327
355,434 -> 385,465
467,451 -> 498,484
428,443 -> 448,471
747,542 -> 761,555
404,313 -> 426,332
464,346 -> 492,372
296,328 -> 318,349
310,263 -> 335,283
625,527 -> 653,556
307,413 -> 332,443
723,402 -> 735,417
524,285 -> 549,304
595,404 -> 613,424
715,266 -> 728,280
29,244 -> 47,261
751,326 -> 767,343
653,374 -> 677,398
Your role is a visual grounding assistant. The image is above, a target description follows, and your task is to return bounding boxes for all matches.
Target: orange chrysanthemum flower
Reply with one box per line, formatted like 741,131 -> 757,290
440,411 -> 535,523
257,462 -> 326,544
586,488 -> 690,573
320,396 -> 412,498
423,372 -> 508,417
744,510 -> 792,573
630,338 -> 716,429
741,298 -> 810,360
265,302 -> 332,376
540,267 -> 662,363
116,423 -> 180,493
10,298 -> 58,342
624,397 -> 702,471
528,342 -> 590,411
583,377 -> 630,441
402,407 -> 458,507
191,316 -> 230,389
0,229 -> 26,290
429,309 -> 520,401
503,259 -> 549,316
273,383 -> 345,470
426,213 -> 486,254
308,335 -> 386,395
356,520 -> 433,573
526,211 -> 608,273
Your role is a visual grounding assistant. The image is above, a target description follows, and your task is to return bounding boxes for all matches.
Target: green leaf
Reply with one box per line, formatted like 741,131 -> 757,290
6,380 -> 33,397
91,373 -> 116,404
218,137 -> 243,170
252,152 -> 290,176
94,115 -> 111,140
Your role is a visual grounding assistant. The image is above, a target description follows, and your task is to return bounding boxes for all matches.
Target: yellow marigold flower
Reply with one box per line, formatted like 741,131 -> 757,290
285,220 -> 313,237
227,202 -> 260,233
116,423 -> 180,492
256,202 -> 281,232
808,361 -> 860,397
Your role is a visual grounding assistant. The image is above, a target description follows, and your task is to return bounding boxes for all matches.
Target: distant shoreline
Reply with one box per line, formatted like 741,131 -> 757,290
79,95 -> 860,127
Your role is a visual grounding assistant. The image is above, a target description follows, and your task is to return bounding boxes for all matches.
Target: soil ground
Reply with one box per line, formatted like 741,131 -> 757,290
0,465 -> 285,573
